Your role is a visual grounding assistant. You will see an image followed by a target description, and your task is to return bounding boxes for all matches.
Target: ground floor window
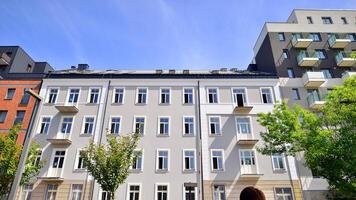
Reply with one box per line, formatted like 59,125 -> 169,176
70,184 -> 83,200
275,187 -> 293,200
213,185 -> 226,200
21,184 -> 33,200
128,184 -> 140,200
156,184 -> 168,200
101,191 -> 111,200
45,184 -> 58,200
184,186 -> 197,200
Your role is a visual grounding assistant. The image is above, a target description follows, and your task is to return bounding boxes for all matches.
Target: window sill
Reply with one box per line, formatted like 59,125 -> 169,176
111,103 -> 124,105
211,169 -> 224,173
183,169 -> 196,174
182,134 -> 195,137
156,169 -> 169,174
273,169 -> 287,174
73,169 -> 87,173
80,134 -> 93,137
86,103 -> 99,105
135,103 -> 147,106
157,134 -> 170,137
129,169 -> 143,173
209,134 -> 223,137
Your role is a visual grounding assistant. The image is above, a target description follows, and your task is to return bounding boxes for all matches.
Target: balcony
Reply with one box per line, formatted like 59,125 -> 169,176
47,134 -> 72,145
233,105 -> 253,114
302,72 -> 325,88
328,34 -> 352,48
38,176 -> 64,182
335,51 -> 356,67
291,33 -> 313,48
237,134 -> 259,145
342,71 -> 356,80
240,173 -> 264,180
297,51 -> 319,67
240,166 -> 263,179
55,103 -> 79,113
307,91 -> 326,110
0,52 -> 11,65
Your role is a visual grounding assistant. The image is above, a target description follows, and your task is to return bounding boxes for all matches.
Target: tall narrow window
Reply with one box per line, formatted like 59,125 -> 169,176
83,117 -> 95,135
131,150 -> 143,170
160,88 -> 170,104
33,149 -> 42,166
110,117 -> 121,135
113,88 -> 124,104
307,16 -> 313,24
135,117 -> 145,135
39,117 -> 51,134
70,184 -> 83,200
184,186 -> 196,200
88,88 -> 100,103
45,184 -> 58,200
0,111 -> 8,123
137,88 -> 147,104
208,88 -> 218,103
211,150 -> 224,171
278,33 -> 285,41
310,33 -> 321,42
68,88 -> 80,103
275,188 -> 293,200
158,117 -> 169,136
209,117 -> 221,135
14,111 -> 25,125
236,117 -> 251,134
272,154 -> 286,171
183,150 -> 196,171
61,117 -> 73,134
6,88 -> 15,99
20,89 -> 31,105
322,69 -> 332,78
261,88 -> 273,104
52,151 -> 65,169
128,185 -> 140,200
292,89 -> 300,100
341,17 -> 348,24
21,184 -> 33,200
101,191 -> 111,200
76,151 -> 86,169
287,68 -> 295,78
183,117 -> 194,136
213,185 -> 226,200
156,184 -> 168,200
183,88 -> 194,104
232,88 -> 247,107
47,88 -> 58,103
315,49 -> 326,59
157,150 -> 169,171
282,49 -> 289,59
240,151 -> 256,167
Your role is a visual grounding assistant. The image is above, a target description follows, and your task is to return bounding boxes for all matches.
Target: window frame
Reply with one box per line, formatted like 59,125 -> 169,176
109,115 -> 122,135
210,149 -> 224,172
155,183 -> 169,200
133,115 -> 146,136
239,149 -> 258,169
274,187 -> 294,200
45,184 -> 58,200
260,87 -> 274,104
183,185 -> 198,200
182,116 -> 195,136
157,116 -> 170,136
112,87 -> 125,104
126,183 -> 142,200
159,87 -> 171,104
231,87 -> 248,106
341,17 -> 348,24
136,87 -> 148,104
58,116 -> 75,135
322,16 -> 333,24
156,149 -> 170,172
271,153 -> 287,171
5,88 -> 16,100
14,110 -> 26,125
207,87 -> 219,104
307,16 -> 313,24
235,116 -> 252,135
69,184 -> 83,200
50,148 -> 67,170
87,87 -> 101,104
130,149 -> 144,172
37,115 -> 52,134
278,32 -> 285,41
0,110 -> 8,123
46,87 -> 60,104
81,116 -> 96,135
182,87 -> 195,104
208,116 -> 222,136
183,149 -> 196,172
291,88 -> 301,100
66,87 -> 81,104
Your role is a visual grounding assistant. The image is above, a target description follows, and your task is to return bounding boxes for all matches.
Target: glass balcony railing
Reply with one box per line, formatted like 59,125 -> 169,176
297,51 -> 318,61
292,33 -> 311,40
335,51 -> 356,65
307,91 -> 327,106
328,34 -> 352,48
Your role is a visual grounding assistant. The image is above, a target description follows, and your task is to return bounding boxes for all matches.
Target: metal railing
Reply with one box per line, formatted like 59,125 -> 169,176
335,51 -> 356,63
328,34 -> 352,46
307,91 -> 327,106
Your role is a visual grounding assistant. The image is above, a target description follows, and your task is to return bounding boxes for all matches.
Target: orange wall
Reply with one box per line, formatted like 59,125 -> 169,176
0,80 -> 41,144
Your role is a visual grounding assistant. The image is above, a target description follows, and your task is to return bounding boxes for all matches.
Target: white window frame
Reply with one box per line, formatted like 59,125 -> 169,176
37,115 -> 52,134
133,115 -> 146,136
182,87 -> 194,104
81,115 -> 96,135
58,116 -> 75,135
156,149 -> 170,172
231,87 -> 248,105
112,87 -> 125,104
208,116 -> 222,136
182,116 -> 195,136
183,185 -> 198,200
136,87 -> 148,104
109,115 -> 122,135
87,87 -> 101,104
210,149 -> 224,172
21,184 -> 33,200
274,187 -> 294,200
157,116 -> 170,136
45,184 -> 58,200
69,184 -> 83,200
239,149 -> 260,173
271,153 -> 286,171
34,148 -> 42,166
74,148 -> 86,170
159,87 -> 171,104
66,87 -> 81,104
46,87 -> 60,104
183,149 -> 196,172
260,87 -> 274,104
207,87 -> 219,103
130,149 -> 144,172
155,183 -> 169,200
235,116 -> 252,135
126,183 -> 142,200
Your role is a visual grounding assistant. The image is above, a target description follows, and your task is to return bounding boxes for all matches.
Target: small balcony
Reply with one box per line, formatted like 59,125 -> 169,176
335,51 -> 356,67
302,72 -> 325,88
307,91 -> 326,110
342,71 -> 356,80
55,103 -> 79,113
291,33 -> 313,48
47,134 -> 72,145
233,104 -> 253,114
38,176 -> 64,182
297,51 -> 319,67
237,134 -> 259,145
240,166 -> 263,179
0,52 -> 11,66
328,34 -> 352,48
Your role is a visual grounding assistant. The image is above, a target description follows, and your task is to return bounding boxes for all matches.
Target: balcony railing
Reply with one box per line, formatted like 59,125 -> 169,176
335,51 -> 356,67
342,71 -> 356,80
297,51 -> 319,67
302,71 -> 325,88
307,91 -> 326,110
291,33 -> 313,48
328,34 -> 352,48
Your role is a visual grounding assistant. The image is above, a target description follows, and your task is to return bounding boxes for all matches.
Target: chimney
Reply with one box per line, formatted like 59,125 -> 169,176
77,64 -> 89,70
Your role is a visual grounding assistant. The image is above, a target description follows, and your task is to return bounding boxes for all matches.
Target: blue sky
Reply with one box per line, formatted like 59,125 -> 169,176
1,0 -> 355,70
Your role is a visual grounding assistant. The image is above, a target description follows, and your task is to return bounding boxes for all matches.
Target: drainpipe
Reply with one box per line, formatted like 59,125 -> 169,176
197,80 -> 205,200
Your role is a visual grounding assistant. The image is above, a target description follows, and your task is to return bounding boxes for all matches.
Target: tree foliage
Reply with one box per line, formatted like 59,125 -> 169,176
80,132 -> 140,200
257,76 -> 356,199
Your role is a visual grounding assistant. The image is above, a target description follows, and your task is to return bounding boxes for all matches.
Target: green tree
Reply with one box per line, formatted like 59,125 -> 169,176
0,124 -> 44,198
257,76 -> 356,199
80,132 -> 140,200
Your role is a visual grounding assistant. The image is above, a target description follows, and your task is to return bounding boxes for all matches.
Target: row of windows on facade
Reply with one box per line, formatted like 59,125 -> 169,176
290,88 -> 331,102
22,182 -> 293,200
3,88 -> 32,104
286,68 -> 334,79
277,32 -> 356,42
46,87 -> 274,105
38,114 -> 256,136
306,16 -> 351,25
0,110 -> 25,124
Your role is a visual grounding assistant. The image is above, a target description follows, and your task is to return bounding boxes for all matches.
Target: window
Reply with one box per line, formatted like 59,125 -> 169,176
232,88 -> 247,106
158,117 -> 169,136
272,154 -> 286,171
309,33 -> 321,42
61,117 -> 73,134
160,88 -> 170,104
157,150 -> 169,171
26,64 -> 32,72
183,117 -> 194,136
240,150 -> 255,166
33,149 -> 42,166
0,111 -> 8,123
68,88 -> 80,103
21,184 -> 33,200
347,33 -> 356,41
275,188 -> 293,200
76,151 -> 86,169
6,88 -> 15,99
137,88 -> 147,104
209,117 -> 221,135
113,88 -> 124,104
341,17 -> 348,24
287,68 -> 295,78
211,150 -> 224,171
315,50 -> 326,59
134,117 -> 145,135
127,185 -> 140,200
183,88 -> 194,104
110,117 -> 121,135
307,16 -> 313,24
278,33 -> 285,41
14,111 -> 25,125
207,88 -> 219,103
282,49 -> 289,59
235,117 -> 251,134
47,88 -> 58,103
45,184 -> 58,200
52,151 -> 65,169
213,185 -> 226,200
291,89 -> 300,100
20,89 -> 31,105
88,88 -> 100,103
261,88 -> 273,103
82,117 -> 95,135
183,150 -> 196,171
101,191 -> 112,200
322,17 -> 333,24
322,69 -> 332,78
131,150 -> 143,170
156,184 -> 168,200
39,117 -> 51,134
70,184 -> 83,200
184,186 -> 196,200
